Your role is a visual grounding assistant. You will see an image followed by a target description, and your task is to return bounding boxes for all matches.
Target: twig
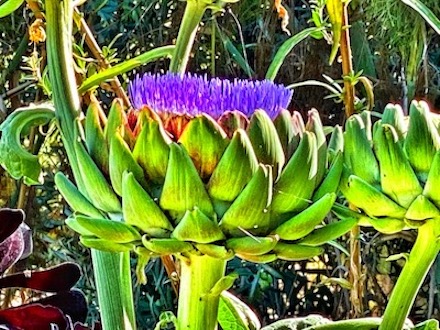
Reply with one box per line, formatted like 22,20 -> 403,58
73,9 -> 131,108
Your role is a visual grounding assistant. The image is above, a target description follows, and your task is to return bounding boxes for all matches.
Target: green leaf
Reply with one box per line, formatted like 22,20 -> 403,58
326,0 -> 344,65
207,273 -> 239,297
154,312 -> 178,330
0,0 -> 24,18
218,291 -> 261,330
0,104 -> 55,184
413,319 -> 439,330
266,27 -> 323,81
221,35 -> 255,78
400,0 -> 440,35
78,45 -> 175,93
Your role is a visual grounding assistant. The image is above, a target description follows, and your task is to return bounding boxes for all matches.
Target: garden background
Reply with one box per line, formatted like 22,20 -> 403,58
0,0 -> 440,328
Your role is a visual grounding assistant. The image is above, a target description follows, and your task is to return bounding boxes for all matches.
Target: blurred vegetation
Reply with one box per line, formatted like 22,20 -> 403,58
1,0 -> 440,328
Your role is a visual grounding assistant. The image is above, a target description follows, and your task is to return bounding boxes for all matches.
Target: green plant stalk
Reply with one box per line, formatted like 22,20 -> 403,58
46,1 -> 136,329
177,254 -> 227,330
169,0 -> 207,74
379,218 -> 440,330
92,250 -> 136,330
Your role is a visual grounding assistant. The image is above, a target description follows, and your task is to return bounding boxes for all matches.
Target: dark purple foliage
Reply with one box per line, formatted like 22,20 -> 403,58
129,73 -> 293,119
0,209 -> 89,329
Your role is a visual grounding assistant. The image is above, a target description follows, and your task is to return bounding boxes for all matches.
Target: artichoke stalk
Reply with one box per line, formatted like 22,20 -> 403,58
57,73 -> 352,329
339,100 -> 440,330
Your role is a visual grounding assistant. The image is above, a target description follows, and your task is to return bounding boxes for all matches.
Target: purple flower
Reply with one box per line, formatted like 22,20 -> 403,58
129,73 -> 293,120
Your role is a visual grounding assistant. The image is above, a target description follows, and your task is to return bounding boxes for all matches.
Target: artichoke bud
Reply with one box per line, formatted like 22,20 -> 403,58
59,72 -> 349,263
340,100 -> 440,234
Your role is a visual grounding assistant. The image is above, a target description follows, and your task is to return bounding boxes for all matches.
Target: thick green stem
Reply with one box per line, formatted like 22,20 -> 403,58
46,1 -> 136,329
379,219 -> 440,330
92,250 -> 136,330
177,254 -> 227,330
169,0 -> 207,74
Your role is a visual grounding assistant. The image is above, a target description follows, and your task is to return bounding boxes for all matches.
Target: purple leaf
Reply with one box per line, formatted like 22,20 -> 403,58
36,289 -> 88,324
0,262 -> 81,291
0,304 -> 67,329
0,228 -> 24,274
0,209 -> 24,243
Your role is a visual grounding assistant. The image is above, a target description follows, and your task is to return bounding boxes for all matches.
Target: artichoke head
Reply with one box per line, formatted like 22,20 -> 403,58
340,100 -> 440,234
59,73 -> 351,263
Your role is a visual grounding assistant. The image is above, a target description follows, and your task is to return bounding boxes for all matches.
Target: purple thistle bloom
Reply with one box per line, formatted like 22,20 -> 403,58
129,73 -> 293,119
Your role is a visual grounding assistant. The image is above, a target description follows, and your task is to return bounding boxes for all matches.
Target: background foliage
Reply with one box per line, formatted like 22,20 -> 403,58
0,0 -> 440,328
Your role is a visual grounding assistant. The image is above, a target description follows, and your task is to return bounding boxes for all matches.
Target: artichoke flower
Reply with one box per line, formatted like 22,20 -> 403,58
338,100 -> 440,330
55,73 -> 351,330
58,73 -> 349,263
